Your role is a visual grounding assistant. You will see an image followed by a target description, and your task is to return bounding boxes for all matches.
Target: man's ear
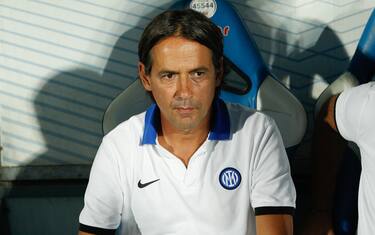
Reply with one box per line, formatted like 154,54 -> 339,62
138,62 -> 152,91
216,57 -> 224,87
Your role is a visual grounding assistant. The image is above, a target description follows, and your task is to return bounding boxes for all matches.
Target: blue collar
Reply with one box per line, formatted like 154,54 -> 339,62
141,98 -> 231,145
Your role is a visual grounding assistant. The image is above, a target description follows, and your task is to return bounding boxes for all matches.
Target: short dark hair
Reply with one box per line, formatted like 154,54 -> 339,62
138,9 -> 223,75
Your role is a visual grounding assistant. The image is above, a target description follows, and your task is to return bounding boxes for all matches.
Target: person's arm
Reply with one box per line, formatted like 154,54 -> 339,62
78,232 -> 94,235
320,95 -> 339,131
256,214 -> 293,235
302,95 -> 347,235
78,228 -> 116,235
78,230 -> 116,235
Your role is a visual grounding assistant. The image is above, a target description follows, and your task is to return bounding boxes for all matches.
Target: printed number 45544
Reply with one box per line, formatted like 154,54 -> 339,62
191,2 -> 214,9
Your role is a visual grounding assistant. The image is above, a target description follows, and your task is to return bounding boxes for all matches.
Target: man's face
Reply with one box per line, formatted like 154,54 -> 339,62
139,36 -> 221,133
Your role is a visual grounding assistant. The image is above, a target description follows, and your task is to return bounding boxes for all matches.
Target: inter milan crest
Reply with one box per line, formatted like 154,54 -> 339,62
219,167 -> 241,190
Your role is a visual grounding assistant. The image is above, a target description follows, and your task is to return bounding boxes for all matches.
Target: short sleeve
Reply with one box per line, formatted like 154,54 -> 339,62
335,82 -> 374,142
250,116 -> 296,215
79,137 -> 124,232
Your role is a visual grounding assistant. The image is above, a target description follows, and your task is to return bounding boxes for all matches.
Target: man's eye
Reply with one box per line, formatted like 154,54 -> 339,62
191,71 -> 206,80
161,73 -> 175,80
194,71 -> 205,77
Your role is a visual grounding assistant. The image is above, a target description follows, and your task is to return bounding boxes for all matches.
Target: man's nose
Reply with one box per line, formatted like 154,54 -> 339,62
175,75 -> 192,98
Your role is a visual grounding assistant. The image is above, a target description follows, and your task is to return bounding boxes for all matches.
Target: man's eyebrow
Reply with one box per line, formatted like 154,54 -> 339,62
158,70 -> 178,76
190,67 -> 209,73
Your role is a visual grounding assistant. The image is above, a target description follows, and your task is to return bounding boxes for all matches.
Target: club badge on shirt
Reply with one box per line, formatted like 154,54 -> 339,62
219,167 -> 241,190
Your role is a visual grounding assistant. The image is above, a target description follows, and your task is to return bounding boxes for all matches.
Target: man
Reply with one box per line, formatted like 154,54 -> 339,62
303,82 -> 375,235
79,9 -> 295,235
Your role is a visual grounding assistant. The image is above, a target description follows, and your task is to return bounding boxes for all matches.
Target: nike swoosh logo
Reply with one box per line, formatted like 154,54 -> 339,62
138,179 -> 160,188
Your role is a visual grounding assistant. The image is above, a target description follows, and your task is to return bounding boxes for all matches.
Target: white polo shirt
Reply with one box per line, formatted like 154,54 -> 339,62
335,82 -> 375,235
79,99 -> 296,235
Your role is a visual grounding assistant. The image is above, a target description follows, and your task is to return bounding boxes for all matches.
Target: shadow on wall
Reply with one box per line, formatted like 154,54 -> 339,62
0,2 -> 173,235
273,25 -> 349,144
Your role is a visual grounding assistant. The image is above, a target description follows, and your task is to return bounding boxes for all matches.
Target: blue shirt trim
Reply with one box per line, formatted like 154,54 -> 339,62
141,98 -> 230,145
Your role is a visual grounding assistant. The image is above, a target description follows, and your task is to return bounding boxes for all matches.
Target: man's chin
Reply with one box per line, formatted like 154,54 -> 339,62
173,120 -> 199,133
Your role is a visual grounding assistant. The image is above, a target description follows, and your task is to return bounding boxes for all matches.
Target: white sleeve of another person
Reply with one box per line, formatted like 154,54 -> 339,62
335,83 -> 374,143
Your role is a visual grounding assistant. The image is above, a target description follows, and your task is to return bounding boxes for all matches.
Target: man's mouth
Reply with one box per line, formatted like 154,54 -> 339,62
175,107 -> 194,114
